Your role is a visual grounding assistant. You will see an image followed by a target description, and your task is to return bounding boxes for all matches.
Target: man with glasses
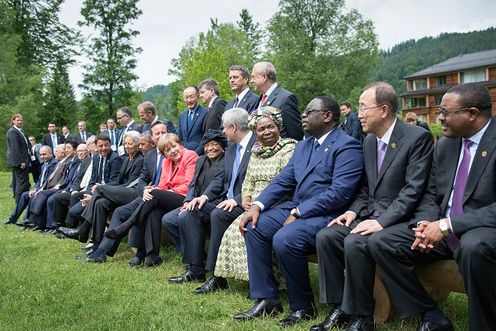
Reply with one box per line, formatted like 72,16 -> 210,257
369,82 -> 496,331
311,82 -> 434,331
234,97 -> 363,327
116,107 -> 142,155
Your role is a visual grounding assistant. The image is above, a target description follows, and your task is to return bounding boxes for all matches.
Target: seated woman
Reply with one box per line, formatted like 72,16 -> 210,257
103,133 -> 198,267
162,130 -> 227,257
215,107 -> 296,281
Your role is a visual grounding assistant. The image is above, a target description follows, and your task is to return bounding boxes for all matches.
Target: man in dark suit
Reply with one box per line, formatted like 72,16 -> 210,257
75,120 -> 93,145
139,101 -> 176,134
83,121 -> 168,264
102,118 -> 121,152
405,111 -> 432,133
62,125 -> 72,141
224,65 -> 259,113
116,107 -> 142,156
233,97 -> 363,327
5,145 -> 56,225
369,83 -> 496,331
178,86 -> 208,155
199,78 -> 227,132
340,102 -> 365,142
6,114 -> 32,202
168,108 -> 256,292
41,121 -> 65,150
251,61 -> 303,140
311,83 -> 434,331
28,136 -> 42,183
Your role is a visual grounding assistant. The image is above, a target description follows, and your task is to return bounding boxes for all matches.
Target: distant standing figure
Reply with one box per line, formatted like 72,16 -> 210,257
404,111 -> 432,133
340,102 -> 366,142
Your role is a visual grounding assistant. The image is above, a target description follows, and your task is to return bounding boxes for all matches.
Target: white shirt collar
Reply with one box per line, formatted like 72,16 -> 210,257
264,82 -> 278,98
377,118 -> 397,146
236,88 -> 250,101
208,95 -> 218,108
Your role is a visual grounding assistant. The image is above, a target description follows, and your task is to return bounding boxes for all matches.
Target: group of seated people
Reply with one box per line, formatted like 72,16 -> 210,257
5,81 -> 495,331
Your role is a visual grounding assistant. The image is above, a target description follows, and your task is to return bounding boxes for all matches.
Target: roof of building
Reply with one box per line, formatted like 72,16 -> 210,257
405,49 -> 496,79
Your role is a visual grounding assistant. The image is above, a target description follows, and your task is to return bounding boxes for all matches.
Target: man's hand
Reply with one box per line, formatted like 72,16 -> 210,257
350,219 -> 383,235
81,194 -> 92,207
239,204 -> 261,235
28,190 -> 35,198
217,199 -> 238,212
329,212 -> 356,227
411,220 -> 443,253
143,188 -> 154,201
179,202 -> 190,213
20,162 -> 26,169
284,215 -> 297,226
187,196 -> 208,211
91,183 -> 101,193
242,196 -> 252,211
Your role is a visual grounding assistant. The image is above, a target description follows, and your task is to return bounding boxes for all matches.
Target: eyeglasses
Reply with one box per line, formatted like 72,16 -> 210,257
303,108 -> 325,116
437,107 -> 470,117
116,115 -> 128,120
357,104 -> 384,114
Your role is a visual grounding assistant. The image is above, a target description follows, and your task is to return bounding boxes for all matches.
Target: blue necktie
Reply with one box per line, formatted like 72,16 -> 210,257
227,144 -> 242,199
153,155 -> 164,186
307,140 -> 320,166
39,164 -> 47,186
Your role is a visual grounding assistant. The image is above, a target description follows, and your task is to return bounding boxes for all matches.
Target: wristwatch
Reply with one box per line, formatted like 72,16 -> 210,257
290,208 -> 300,218
439,218 -> 449,237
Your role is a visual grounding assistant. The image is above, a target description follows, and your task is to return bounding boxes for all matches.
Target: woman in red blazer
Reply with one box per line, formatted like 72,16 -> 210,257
107,133 -> 198,266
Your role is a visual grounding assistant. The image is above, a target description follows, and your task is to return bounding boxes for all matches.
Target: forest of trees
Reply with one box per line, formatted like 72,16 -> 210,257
1,0 -> 495,168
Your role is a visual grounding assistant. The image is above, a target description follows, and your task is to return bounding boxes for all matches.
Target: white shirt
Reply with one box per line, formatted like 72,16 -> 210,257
237,130 -> 253,164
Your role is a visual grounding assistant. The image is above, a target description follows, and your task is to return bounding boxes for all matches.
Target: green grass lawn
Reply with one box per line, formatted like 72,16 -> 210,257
0,172 -> 468,330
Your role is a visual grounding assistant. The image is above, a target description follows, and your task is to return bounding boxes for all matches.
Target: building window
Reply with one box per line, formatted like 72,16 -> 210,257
413,79 -> 427,90
434,94 -> 443,106
461,68 -> 486,83
417,114 -> 428,123
436,76 -> 446,86
406,96 -> 427,109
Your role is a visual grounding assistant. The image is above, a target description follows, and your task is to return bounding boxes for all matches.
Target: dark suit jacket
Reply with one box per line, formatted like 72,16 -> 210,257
142,118 -> 176,134
44,157 -> 70,190
117,121 -> 143,148
349,120 -> 433,228
137,148 -> 159,192
410,118 -> 496,235
178,104 -> 208,155
260,85 -> 303,140
203,133 -> 257,206
202,97 -> 227,132
102,129 -> 121,146
71,157 -> 93,192
256,128 -> 363,233
35,158 -> 58,191
225,90 -> 259,114
342,112 -> 365,142
111,153 -> 144,186
184,154 -> 225,203
42,133 -> 65,150
75,131 -> 94,145
6,127 -> 31,167
87,150 -> 123,189
58,157 -> 81,190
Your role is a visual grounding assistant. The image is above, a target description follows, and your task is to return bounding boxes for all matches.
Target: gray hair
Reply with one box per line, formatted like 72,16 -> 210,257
124,130 -> 140,145
222,107 -> 250,131
199,78 -> 220,95
137,101 -> 156,115
229,65 -> 250,79
40,145 -> 53,154
140,131 -> 153,143
255,61 -> 277,82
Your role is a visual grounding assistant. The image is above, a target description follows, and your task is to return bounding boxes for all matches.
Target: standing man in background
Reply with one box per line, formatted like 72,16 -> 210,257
199,78 -> 227,132
42,121 -> 65,150
178,86 -> 208,155
225,65 -> 259,113
340,102 -> 365,142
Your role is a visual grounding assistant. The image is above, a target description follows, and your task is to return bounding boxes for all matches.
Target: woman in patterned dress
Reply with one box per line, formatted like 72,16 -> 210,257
215,107 -> 296,281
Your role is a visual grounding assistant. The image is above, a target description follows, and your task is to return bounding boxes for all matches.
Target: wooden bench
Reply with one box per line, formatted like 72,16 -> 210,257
308,255 -> 466,322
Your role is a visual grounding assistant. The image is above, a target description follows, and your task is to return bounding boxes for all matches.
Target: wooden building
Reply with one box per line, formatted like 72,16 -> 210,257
400,49 -> 496,123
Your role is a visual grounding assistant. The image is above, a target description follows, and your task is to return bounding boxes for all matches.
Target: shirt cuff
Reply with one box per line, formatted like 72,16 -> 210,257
201,194 -> 209,201
253,201 -> 265,211
446,216 -> 453,233
345,210 -> 357,217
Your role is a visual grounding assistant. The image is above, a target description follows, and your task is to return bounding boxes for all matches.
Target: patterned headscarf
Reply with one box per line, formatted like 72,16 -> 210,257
248,106 -> 284,130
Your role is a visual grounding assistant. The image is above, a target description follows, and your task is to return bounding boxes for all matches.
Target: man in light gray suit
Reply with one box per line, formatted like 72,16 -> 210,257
311,82 -> 434,331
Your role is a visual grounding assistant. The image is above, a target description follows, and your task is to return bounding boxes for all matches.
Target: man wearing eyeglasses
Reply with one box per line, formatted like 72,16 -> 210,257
369,83 -> 496,331
116,107 -> 142,155
312,82 -> 434,331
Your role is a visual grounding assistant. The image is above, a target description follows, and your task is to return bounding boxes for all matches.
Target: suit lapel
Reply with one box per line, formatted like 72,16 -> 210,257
463,119 -> 496,205
264,86 -> 280,107
364,136 -> 378,190
300,130 -> 337,182
376,121 -> 405,187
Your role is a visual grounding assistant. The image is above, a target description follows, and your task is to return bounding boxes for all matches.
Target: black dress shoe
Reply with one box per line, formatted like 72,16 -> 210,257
57,226 -> 80,240
278,304 -> 316,327
4,219 -> 16,225
144,255 -> 162,267
233,299 -> 284,321
194,276 -> 228,294
417,316 -> 453,331
346,316 -> 374,331
169,270 -> 206,284
310,307 -> 351,331
85,251 -> 106,263
128,256 -> 145,267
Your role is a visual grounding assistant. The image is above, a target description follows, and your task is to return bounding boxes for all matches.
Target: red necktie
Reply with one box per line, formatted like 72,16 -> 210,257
260,93 -> 267,107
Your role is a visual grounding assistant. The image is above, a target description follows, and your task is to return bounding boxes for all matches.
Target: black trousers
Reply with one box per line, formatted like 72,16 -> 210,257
12,166 -> 30,203
82,185 -> 139,247
134,190 -> 184,256
369,222 -> 496,331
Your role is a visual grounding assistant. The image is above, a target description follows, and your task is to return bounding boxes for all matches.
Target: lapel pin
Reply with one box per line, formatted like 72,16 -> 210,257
324,147 -> 329,152
391,143 -> 397,149
482,151 -> 488,157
